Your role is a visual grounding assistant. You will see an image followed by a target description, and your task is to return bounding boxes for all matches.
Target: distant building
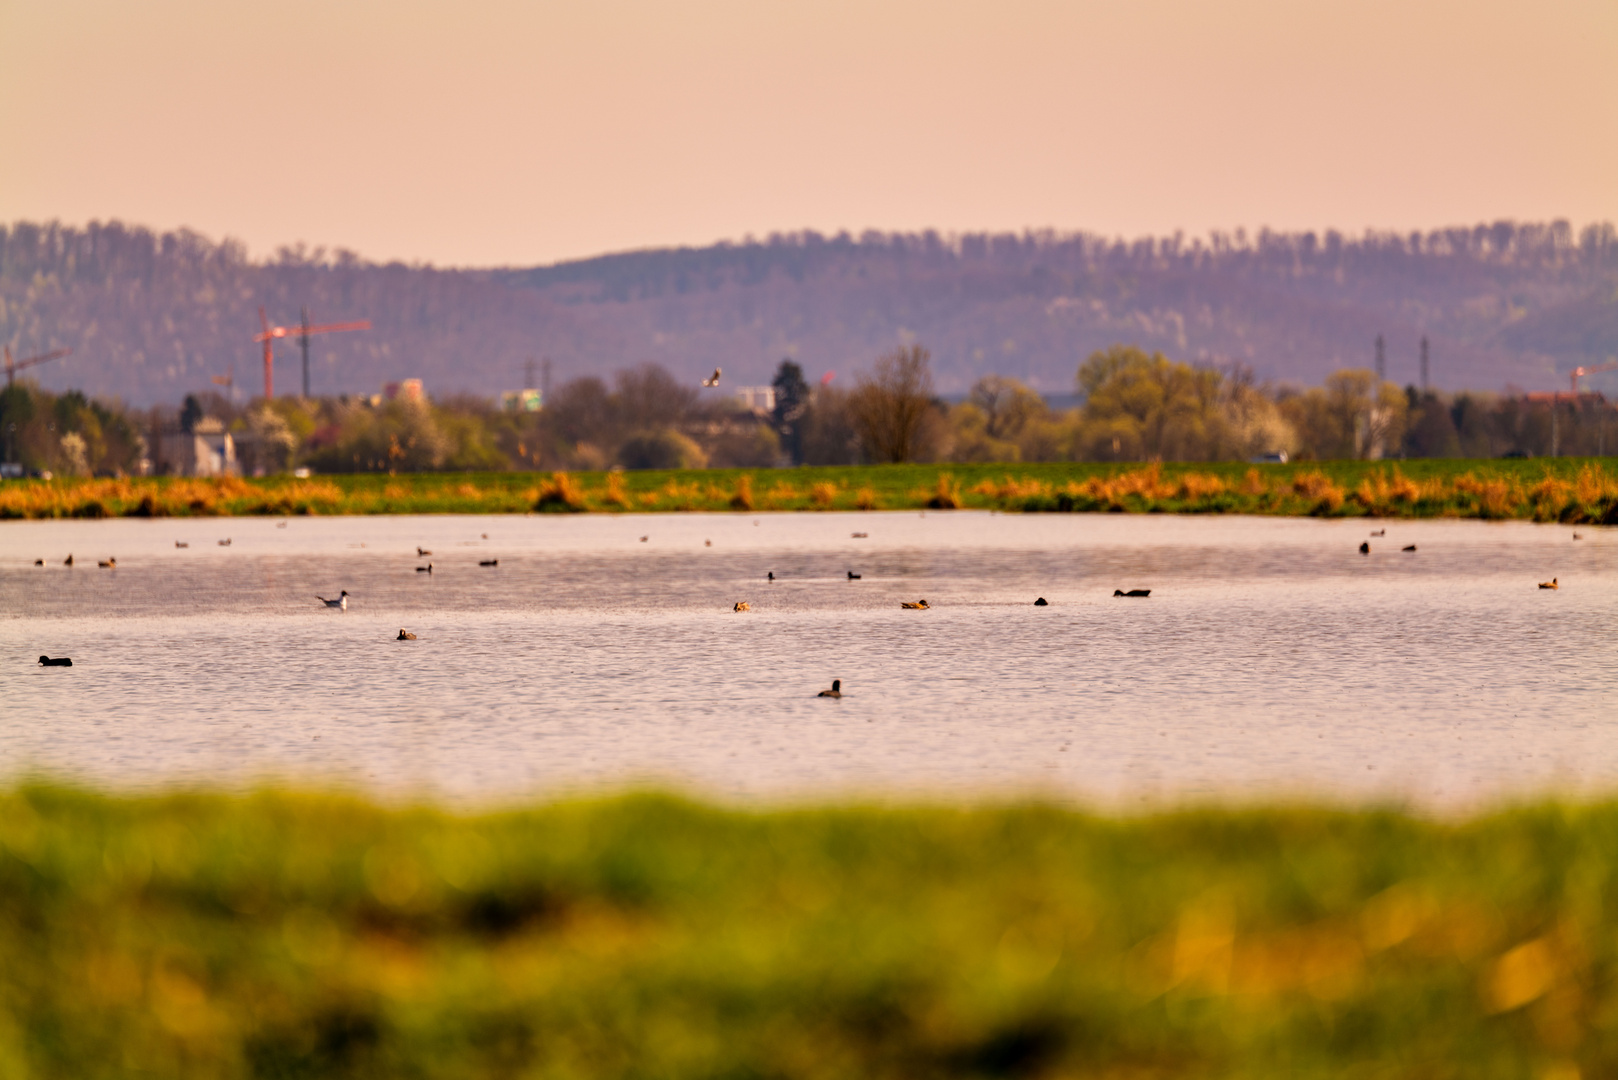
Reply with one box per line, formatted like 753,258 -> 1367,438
383,379 -> 424,403
734,386 -> 776,414
501,388 -> 544,412
158,417 -> 237,476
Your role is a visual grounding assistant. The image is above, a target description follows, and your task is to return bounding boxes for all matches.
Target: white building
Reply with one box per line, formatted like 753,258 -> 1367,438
158,418 -> 237,476
734,386 -> 776,414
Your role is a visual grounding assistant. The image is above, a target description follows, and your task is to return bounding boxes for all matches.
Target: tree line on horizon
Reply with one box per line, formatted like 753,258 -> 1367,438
3,345 -> 1615,479
3,217 -> 1616,408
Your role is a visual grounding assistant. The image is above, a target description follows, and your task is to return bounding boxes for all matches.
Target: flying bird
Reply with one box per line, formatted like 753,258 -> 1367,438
702,367 -> 722,387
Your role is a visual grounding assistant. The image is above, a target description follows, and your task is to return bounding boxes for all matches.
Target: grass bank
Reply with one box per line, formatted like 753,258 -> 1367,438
2,785 -> 1614,1078
4,458 -> 1618,522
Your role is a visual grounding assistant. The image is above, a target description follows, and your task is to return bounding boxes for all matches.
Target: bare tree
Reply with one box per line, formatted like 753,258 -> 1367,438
850,345 -> 935,463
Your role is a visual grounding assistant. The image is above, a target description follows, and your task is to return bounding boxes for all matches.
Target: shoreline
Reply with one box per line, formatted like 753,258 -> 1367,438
3,458 -> 1616,523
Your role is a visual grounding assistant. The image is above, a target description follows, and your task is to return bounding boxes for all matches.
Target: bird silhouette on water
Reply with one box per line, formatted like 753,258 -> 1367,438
417,547 -> 432,556
38,655 -> 72,667
1359,542 -> 1370,554
33,559 -> 43,566
1113,589 -> 1150,597
847,571 -> 861,580
64,554 -> 73,567
733,601 -> 750,612
1370,529 -> 1385,537
1034,597 -> 1048,606
1403,544 -> 1417,552
479,559 -> 499,567
767,571 -> 774,582
417,562 -> 433,573
1539,578 -> 1559,590
818,679 -> 842,698
396,629 -> 417,640
218,539 -> 231,546
318,591 -> 349,610
98,558 -> 116,568
175,541 -> 188,548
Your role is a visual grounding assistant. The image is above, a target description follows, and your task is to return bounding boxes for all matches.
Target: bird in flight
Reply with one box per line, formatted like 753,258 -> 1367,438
702,367 -> 722,387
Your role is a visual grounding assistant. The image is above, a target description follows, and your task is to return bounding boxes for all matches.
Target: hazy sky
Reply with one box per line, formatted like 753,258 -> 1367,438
2,0 -> 1613,267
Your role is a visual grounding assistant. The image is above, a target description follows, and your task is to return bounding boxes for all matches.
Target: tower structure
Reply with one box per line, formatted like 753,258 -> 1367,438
1420,337 -> 1430,393
1375,334 -> 1386,381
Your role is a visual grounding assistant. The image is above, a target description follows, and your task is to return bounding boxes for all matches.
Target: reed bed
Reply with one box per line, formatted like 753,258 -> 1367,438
4,460 -> 1617,522
3,783 -> 1617,1079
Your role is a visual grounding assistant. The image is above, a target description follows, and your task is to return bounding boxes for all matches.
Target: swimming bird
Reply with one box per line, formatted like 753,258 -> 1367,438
901,599 -> 930,609
1034,597 -> 1048,606
479,559 -> 499,567
1113,589 -> 1151,597
175,541 -> 188,548
1370,529 -> 1385,537
640,536 -> 649,543
818,679 -> 842,698
417,547 -> 432,556
1573,533 -> 1583,540
1539,578 -> 1558,590
847,571 -> 861,580
702,367 -> 722,387
734,601 -> 750,612
1359,542 -> 1370,554
276,521 -> 288,528
318,591 -> 349,610
34,559 -> 43,566
218,538 -> 231,546
767,571 -> 775,582
1403,544 -> 1417,552
417,562 -> 433,573
851,532 -> 868,538
98,558 -> 116,568
64,554 -> 73,567
396,629 -> 417,640
481,533 -> 489,539
705,539 -> 712,547
38,655 -> 72,667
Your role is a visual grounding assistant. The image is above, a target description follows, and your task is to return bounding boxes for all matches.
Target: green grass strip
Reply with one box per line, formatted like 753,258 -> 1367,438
0,784 -> 1614,1077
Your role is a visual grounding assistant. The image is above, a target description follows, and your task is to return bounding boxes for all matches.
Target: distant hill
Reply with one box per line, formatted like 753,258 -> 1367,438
3,219 -> 1616,406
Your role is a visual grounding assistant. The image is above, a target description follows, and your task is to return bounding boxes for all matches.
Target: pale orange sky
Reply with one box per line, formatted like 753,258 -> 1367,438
2,0 -> 1614,267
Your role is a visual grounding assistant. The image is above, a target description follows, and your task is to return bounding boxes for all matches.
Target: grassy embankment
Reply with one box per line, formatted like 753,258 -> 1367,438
2,785 -> 1615,1078
3,458 -> 1618,522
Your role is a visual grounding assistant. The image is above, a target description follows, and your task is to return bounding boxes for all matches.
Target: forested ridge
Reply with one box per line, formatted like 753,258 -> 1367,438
3,219 -> 1616,406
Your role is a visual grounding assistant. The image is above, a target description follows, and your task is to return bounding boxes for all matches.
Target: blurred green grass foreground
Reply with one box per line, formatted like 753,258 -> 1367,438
2,786 -> 1614,1079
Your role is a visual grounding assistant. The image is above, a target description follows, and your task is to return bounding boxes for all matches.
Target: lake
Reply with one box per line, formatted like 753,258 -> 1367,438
2,511 -> 1613,806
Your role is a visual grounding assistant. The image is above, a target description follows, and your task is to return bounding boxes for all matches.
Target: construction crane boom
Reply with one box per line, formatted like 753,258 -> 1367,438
3,346 -> 72,388
1570,362 -> 1618,394
254,308 -> 371,398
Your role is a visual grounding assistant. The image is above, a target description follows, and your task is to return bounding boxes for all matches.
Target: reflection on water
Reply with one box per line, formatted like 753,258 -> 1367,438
2,511 -> 1614,806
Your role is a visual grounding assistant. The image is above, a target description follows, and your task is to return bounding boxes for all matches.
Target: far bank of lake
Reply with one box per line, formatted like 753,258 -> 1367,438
2,458 -> 1618,523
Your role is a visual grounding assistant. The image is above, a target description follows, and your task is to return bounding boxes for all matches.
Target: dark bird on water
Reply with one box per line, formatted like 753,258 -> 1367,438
1114,589 -> 1151,597
38,655 -> 72,667
397,629 -> 417,640
417,562 -> 433,573
1034,597 -> 1048,606
218,538 -> 231,546
818,679 -> 842,698
1403,544 -> 1417,552
479,559 -> 499,566
33,559 -> 42,566
639,536 -> 649,543
901,599 -> 930,609
1359,542 -> 1370,554
98,558 -> 116,568
851,532 -> 868,538
1540,578 -> 1559,590
64,554 -> 73,567
175,541 -> 188,548
705,539 -> 712,547
847,571 -> 861,580
1370,529 -> 1385,537
417,547 -> 432,556
318,591 -> 349,610
767,571 -> 774,582
1573,533 -> 1583,540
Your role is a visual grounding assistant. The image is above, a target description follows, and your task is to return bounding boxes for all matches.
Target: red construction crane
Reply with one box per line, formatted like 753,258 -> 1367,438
3,345 -> 72,388
1570,361 -> 1618,395
253,307 -> 371,399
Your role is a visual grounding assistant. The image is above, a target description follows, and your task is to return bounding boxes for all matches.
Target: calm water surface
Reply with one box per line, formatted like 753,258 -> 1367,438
2,511 -> 1613,806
